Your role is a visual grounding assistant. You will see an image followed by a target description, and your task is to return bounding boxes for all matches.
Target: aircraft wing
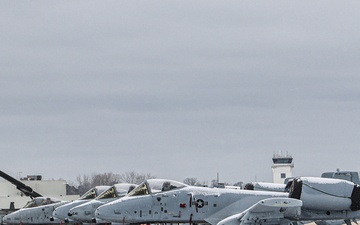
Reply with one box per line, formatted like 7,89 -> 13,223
315,219 -> 359,225
217,198 -> 302,225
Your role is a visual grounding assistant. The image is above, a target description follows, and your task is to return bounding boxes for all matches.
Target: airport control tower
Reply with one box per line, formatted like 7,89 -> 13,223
271,152 -> 294,184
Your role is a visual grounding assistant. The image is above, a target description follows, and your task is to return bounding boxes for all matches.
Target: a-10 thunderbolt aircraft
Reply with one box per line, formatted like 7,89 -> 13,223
68,183 -> 137,223
51,185 -> 110,223
0,170 -> 70,225
2,197 -> 70,224
2,185 -> 110,224
96,177 -> 360,225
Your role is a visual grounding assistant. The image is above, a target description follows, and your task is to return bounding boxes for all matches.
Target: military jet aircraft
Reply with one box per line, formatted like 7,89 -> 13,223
68,183 -> 137,223
2,197 -> 69,224
95,177 -> 360,225
52,185 -> 110,223
0,170 -> 71,224
2,185 -> 110,225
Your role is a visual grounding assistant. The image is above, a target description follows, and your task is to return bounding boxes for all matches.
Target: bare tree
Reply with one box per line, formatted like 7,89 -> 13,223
75,171 -> 155,195
119,171 -> 155,184
91,172 -> 120,186
233,181 -> 244,189
244,183 -> 254,190
183,177 -> 201,186
76,172 -> 121,195
76,174 -> 92,195
210,179 -> 218,187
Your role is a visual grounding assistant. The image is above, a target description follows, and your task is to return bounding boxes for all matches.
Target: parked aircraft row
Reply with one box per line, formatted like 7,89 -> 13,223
2,171 -> 360,225
2,183 -> 137,225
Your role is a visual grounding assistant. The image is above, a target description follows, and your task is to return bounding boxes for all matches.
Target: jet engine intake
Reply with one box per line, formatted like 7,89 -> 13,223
289,177 -> 360,211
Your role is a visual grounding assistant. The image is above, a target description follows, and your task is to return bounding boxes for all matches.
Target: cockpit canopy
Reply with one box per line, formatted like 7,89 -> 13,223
96,183 -> 137,200
23,197 -> 61,208
127,179 -> 187,197
80,186 -> 110,200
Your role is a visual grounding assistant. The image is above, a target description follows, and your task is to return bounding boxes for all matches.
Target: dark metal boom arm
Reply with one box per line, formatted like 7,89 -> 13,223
0,170 -> 42,199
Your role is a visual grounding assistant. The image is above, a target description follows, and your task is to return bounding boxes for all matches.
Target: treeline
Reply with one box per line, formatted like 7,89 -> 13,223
66,172 -> 244,195
183,177 -> 244,188
67,171 -> 155,195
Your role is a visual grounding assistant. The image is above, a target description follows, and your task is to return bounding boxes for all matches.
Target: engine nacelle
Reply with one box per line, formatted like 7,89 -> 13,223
288,177 -> 360,211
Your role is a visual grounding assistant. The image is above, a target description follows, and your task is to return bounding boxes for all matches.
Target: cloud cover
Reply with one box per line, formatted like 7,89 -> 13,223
1,1 -> 360,185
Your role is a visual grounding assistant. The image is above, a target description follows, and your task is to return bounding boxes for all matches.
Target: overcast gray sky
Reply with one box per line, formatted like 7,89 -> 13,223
1,1 -> 360,185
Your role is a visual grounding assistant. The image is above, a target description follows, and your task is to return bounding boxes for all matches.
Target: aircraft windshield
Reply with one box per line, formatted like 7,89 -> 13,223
127,182 -> 150,196
127,179 -> 187,197
97,186 -> 118,199
96,184 -> 137,199
80,188 -> 97,200
79,186 -> 110,200
115,184 -> 137,196
23,200 -> 38,208
23,197 -> 60,208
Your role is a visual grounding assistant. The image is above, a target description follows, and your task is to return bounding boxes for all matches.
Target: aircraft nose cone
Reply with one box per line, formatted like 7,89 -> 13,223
68,209 -> 77,218
53,204 -> 71,220
53,200 -> 84,221
70,204 -> 90,222
2,215 -> 9,223
95,204 -> 111,221
2,213 -> 18,224
52,208 -> 60,219
97,202 -> 125,223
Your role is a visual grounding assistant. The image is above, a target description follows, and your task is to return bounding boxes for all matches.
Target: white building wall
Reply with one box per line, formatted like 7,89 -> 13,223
272,165 -> 293,184
0,180 -> 67,197
0,180 -> 79,210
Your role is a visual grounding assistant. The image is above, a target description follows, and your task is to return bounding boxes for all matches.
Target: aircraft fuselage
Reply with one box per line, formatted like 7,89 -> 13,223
96,186 -> 287,224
